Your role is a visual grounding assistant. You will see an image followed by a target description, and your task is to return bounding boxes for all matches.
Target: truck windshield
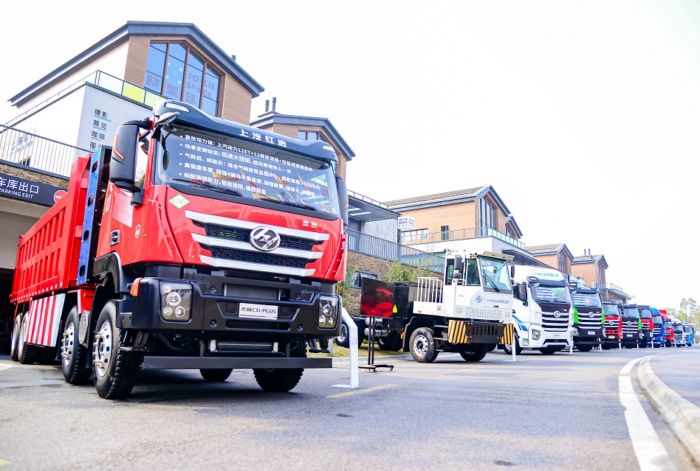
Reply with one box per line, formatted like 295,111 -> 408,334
603,304 -> 620,316
683,325 -> 693,334
154,125 -> 340,217
570,293 -> 602,309
622,307 -> 640,319
638,307 -> 652,318
477,257 -> 511,292
531,285 -> 570,304
652,315 -> 663,325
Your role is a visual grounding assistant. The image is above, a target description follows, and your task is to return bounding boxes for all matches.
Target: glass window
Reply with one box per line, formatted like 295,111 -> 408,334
531,285 -> 570,304
478,256 -> 512,292
183,52 -> 204,107
570,292 -> 602,309
465,259 -> 480,285
144,42 -> 222,115
202,68 -> 221,115
441,225 -> 449,241
153,124 -> 340,217
298,131 -> 326,142
401,229 -> 428,244
479,197 -> 497,236
145,43 -> 166,93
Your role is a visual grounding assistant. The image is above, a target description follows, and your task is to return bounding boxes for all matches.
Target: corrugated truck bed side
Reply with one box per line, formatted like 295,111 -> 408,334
10,156 -> 91,303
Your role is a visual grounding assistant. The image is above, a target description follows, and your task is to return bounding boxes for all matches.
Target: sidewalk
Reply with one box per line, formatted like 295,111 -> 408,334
637,347 -> 700,464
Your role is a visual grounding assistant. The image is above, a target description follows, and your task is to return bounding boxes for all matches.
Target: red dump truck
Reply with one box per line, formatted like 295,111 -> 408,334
9,100 -> 347,399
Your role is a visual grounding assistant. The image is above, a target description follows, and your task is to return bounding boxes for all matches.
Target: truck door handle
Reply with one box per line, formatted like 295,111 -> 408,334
110,230 -> 120,246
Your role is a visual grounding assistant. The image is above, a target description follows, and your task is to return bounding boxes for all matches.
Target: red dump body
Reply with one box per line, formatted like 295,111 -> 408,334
10,157 -> 91,304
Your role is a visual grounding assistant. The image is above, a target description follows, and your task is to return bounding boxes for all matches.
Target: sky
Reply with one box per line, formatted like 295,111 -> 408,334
1,1 -> 699,311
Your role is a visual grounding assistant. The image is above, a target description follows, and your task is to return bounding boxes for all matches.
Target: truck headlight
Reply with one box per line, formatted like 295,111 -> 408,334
571,328 -> 579,336
161,282 -> 192,322
531,329 -> 541,341
318,296 -> 338,329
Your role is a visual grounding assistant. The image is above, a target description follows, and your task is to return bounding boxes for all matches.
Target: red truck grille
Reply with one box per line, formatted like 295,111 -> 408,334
185,210 -> 329,277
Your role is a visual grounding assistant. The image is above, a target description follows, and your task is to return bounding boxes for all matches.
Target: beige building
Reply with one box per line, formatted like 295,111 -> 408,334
527,243 -> 574,274
386,186 -> 522,247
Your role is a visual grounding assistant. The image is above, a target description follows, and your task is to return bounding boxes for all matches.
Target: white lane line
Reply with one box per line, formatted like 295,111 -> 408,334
619,356 -> 673,471
0,362 -> 13,372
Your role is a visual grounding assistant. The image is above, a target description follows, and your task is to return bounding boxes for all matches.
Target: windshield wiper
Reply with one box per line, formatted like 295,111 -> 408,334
171,178 -> 242,196
269,200 -> 318,211
483,274 -> 501,292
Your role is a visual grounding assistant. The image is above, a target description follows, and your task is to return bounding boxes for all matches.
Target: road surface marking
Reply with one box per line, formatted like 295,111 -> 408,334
619,356 -> 673,471
0,459 -> 10,467
0,362 -> 13,372
327,384 -> 396,398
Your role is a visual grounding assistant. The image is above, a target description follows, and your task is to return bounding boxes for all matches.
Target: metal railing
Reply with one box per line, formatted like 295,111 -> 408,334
347,229 -> 443,272
401,226 -> 526,249
592,282 -> 626,293
5,70 -> 163,128
347,189 -> 389,209
0,124 -> 87,177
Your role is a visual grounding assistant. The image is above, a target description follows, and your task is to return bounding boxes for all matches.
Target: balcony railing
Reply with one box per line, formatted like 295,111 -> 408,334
347,229 -> 443,272
401,226 -> 526,249
592,282 -> 627,295
0,124 -> 87,178
5,70 -> 163,129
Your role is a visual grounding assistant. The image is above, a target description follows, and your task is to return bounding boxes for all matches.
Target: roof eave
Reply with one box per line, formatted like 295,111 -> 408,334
9,21 -> 264,108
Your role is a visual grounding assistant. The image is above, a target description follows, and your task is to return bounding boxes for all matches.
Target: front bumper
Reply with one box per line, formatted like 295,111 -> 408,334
119,274 -> 342,343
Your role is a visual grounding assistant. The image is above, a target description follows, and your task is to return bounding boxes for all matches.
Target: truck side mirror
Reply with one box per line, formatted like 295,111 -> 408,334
335,175 -> 349,227
518,283 -> 528,304
110,124 -> 141,192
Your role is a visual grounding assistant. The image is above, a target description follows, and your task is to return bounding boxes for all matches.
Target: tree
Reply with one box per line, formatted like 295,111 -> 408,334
335,265 -> 357,308
385,259 -> 431,282
679,298 -> 699,330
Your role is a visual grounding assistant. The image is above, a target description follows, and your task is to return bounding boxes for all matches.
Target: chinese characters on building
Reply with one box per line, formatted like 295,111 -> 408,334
89,109 -> 110,150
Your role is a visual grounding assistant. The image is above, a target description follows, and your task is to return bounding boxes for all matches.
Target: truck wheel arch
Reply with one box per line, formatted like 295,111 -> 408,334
403,316 -> 435,352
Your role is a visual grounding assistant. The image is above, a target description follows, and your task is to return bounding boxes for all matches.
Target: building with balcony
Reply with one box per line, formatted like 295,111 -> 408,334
384,186 -> 548,266
0,20 -> 441,341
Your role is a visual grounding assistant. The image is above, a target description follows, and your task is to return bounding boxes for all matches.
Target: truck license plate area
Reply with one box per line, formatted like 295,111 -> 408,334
587,331 -> 595,335
240,303 -> 278,319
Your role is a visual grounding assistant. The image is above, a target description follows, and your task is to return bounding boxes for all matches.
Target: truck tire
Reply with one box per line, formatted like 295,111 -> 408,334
93,301 -> 143,399
18,312 -> 40,365
9,314 -> 22,361
200,369 -> 233,382
61,307 -> 91,385
459,344 -> 488,362
539,346 -> 558,355
409,327 -> 438,363
576,344 -> 593,352
377,333 -> 402,352
502,330 -> 522,355
254,342 -> 305,392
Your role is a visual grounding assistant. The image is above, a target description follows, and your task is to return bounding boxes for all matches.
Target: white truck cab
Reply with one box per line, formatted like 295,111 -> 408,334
502,265 -> 573,355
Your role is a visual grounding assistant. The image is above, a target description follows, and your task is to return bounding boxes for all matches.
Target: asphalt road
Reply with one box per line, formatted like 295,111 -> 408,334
0,347 -> 696,471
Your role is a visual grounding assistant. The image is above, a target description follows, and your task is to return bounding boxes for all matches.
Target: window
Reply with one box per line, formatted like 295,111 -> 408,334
401,228 -> 428,244
144,42 -> 221,115
558,251 -> 567,273
298,131 -> 326,142
479,197 -> 497,236
441,225 -> 450,241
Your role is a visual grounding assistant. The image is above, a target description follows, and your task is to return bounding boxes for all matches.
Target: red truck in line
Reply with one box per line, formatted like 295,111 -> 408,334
9,100 -> 348,399
601,301 -> 622,349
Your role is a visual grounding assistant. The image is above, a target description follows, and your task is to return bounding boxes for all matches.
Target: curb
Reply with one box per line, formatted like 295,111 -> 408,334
637,355 -> 700,464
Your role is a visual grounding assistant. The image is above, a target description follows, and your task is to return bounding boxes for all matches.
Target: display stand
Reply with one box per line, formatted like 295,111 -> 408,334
359,317 -> 394,373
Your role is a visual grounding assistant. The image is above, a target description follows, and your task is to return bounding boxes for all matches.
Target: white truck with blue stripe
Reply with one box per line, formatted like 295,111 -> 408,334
501,265 -> 573,355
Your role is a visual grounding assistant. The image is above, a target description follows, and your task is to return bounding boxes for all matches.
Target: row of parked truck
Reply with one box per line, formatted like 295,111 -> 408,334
5,99 -> 695,402
340,259 -> 696,360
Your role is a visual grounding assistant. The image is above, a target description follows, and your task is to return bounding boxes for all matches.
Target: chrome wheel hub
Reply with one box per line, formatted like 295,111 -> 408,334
93,320 -> 113,377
